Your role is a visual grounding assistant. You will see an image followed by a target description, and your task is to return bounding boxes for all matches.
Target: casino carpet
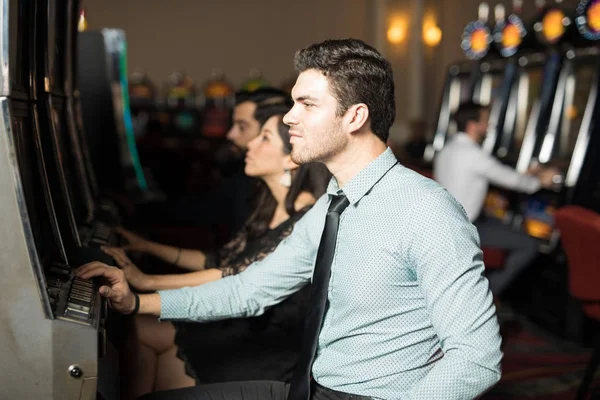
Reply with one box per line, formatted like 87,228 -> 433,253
482,316 -> 600,399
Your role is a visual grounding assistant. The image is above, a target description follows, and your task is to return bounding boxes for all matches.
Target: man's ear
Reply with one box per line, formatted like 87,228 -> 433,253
344,103 -> 370,134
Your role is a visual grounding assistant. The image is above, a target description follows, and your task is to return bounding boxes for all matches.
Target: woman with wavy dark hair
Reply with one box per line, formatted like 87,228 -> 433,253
103,103 -> 330,399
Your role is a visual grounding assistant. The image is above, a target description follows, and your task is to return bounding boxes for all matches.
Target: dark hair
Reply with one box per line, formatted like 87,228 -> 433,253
293,38 -> 395,143
254,102 -> 293,127
234,87 -> 290,107
244,111 -> 331,238
454,101 -> 488,132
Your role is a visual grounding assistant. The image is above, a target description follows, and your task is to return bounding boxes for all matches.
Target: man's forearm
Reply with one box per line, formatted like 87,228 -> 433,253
139,293 -> 162,316
486,160 -> 541,194
407,353 -> 501,399
145,269 -> 223,291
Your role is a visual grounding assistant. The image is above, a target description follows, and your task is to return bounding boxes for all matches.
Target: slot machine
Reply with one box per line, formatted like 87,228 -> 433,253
33,0 -> 112,254
78,29 -> 149,198
481,1 -> 528,155
163,71 -> 201,137
518,0 -> 600,246
482,0 -> 573,231
425,2 -> 496,162
0,0 -> 109,398
512,0 -> 574,173
70,2 -> 100,202
200,70 -> 235,139
508,0 -> 600,338
129,68 -> 158,138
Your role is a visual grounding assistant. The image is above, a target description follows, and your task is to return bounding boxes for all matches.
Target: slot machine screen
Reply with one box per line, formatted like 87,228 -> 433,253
46,1 -> 67,93
478,72 -> 504,106
522,197 -> 557,240
490,73 -> 504,99
445,74 -> 473,137
50,106 -> 87,227
459,75 -> 472,104
117,42 -> 147,190
558,64 -> 596,165
8,0 -> 30,94
78,31 -> 122,193
104,31 -> 147,191
517,67 -> 545,150
484,67 -> 545,221
11,112 -> 64,269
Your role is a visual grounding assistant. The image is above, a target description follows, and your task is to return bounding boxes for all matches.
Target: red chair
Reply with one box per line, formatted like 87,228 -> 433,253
554,205 -> 600,400
482,248 -> 506,270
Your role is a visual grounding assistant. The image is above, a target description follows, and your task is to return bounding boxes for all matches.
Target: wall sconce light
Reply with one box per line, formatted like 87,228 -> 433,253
387,20 -> 407,44
78,7 -> 88,32
423,24 -> 442,47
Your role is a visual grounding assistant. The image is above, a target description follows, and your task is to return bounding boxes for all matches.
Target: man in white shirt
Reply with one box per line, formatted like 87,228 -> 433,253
434,101 -> 558,297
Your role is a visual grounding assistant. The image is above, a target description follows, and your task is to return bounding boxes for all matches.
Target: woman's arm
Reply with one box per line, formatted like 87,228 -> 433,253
117,227 -> 207,271
144,242 -> 207,272
103,246 -> 219,291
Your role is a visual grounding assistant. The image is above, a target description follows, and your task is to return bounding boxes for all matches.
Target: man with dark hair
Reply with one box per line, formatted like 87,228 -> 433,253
79,39 -> 502,400
227,87 -> 291,152
135,87 -> 290,236
434,101 -> 559,297
453,101 -> 488,134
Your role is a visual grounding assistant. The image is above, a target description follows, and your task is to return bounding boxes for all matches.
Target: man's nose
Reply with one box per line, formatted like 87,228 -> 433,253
283,109 -> 297,126
226,128 -> 237,140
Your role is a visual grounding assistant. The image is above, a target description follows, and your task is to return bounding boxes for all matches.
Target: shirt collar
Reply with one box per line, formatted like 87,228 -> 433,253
455,132 -> 476,144
326,147 -> 398,205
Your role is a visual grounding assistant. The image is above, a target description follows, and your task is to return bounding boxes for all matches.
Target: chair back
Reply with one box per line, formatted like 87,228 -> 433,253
554,206 -> 600,302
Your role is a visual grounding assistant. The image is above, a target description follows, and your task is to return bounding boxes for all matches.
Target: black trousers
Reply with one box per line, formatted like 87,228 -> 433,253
137,380 -> 372,400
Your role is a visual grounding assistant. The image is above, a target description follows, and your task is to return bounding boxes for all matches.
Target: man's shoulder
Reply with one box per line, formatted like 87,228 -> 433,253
436,138 -> 492,171
441,135 -> 482,155
385,164 -> 446,200
384,164 -> 468,215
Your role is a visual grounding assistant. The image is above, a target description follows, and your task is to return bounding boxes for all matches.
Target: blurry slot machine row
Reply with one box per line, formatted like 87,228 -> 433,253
0,0 -> 143,399
427,0 -> 600,253
128,66 -> 294,140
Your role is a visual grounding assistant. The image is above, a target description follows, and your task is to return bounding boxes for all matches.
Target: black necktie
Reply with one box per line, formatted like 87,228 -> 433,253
288,193 -> 350,400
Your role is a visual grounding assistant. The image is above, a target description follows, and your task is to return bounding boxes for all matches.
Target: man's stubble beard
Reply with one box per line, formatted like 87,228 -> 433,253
290,122 -> 347,165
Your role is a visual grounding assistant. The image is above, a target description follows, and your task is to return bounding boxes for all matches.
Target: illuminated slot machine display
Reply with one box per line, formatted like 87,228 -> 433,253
481,1 -> 528,156
518,0 -> 600,246
0,0 -> 109,398
164,71 -> 200,137
241,68 -> 270,92
482,0 -> 573,231
106,29 -> 149,192
129,68 -> 157,138
513,0 -> 575,173
78,28 -> 150,199
200,70 -> 234,139
424,2 -> 495,162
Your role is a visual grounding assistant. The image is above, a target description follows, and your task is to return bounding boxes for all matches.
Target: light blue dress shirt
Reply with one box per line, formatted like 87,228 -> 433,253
159,148 -> 502,399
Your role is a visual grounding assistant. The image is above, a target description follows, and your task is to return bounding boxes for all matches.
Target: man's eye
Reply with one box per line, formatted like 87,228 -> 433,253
304,103 -> 314,109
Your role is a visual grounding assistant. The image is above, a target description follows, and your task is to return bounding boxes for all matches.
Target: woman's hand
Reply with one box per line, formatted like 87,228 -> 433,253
102,246 -> 151,291
116,227 -> 151,252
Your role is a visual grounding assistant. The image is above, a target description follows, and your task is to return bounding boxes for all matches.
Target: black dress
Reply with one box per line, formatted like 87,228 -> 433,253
174,208 -> 311,384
